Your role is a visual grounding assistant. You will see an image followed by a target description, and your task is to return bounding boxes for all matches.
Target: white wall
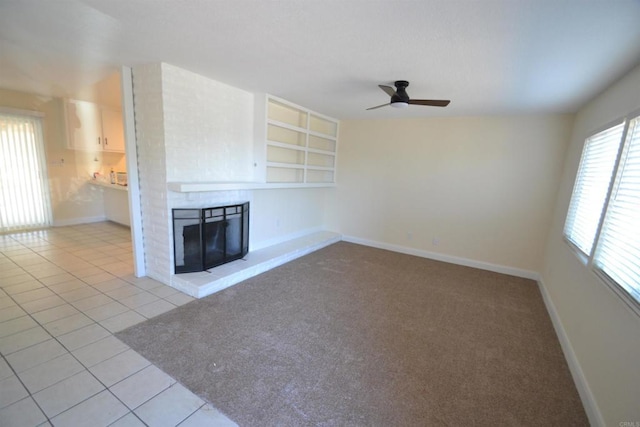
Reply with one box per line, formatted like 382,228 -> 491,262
541,63 -> 640,425
250,188 -> 327,250
326,114 -> 573,274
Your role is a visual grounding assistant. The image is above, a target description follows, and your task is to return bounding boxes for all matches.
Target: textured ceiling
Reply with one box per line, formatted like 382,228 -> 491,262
1,0 -> 640,119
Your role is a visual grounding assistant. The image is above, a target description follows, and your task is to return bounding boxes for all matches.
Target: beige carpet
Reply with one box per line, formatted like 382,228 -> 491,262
116,242 -> 588,426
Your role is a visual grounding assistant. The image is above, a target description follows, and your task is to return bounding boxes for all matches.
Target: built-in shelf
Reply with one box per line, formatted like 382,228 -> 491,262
265,96 -> 338,185
167,181 -> 335,193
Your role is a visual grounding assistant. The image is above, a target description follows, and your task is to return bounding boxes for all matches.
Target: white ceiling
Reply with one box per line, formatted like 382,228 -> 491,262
1,0 -> 640,119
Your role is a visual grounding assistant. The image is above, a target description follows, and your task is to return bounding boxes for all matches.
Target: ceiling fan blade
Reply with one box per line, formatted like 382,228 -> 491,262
378,85 -> 396,97
408,99 -> 451,107
366,103 -> 391,111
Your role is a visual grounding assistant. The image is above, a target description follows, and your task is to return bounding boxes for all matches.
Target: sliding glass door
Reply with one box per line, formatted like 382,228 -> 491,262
0,111 -> 52,232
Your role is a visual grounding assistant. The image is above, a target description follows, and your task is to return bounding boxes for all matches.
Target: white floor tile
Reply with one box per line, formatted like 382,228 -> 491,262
0,326 -> 51,355
17,353 -> 84,393
91,278 -> 129,293
0,315 -> 39,338
67,265 -> 103,277
109,412 -> 147,427
0,358 -> 12,381
119,291 -> 159,309
11,287 -> 55,304
20,295 -> 67,314
0,296 -> 16,309
0,305 -> 27,323
135,299 -> 176,319
38,273 -> 75,286
179,404 -> 238,427
109,365 -> 175,410
31,304 -> 81,324
164,292 -> 195,306
29,265 -> 66,279
72,294 -> 115,312
83,301 -> 130,322
48,279 -> 88,295
58,287 -> 100,303
0,375 -> 29,409
82,271 -> 117,285
134,383 -> 204,427
33,370 -> 105,418
50,390 -> 129,427
89,349 -> 150,387
147,285 -> 178,298
5,339 -> 68,373
3,280 -> 44,296
104,285 -> 144,300
42,312 -> 94,337
57,323 -> 111,351
0,274 -> 34,289
123,276 -> 163,290
99,310 -> 146,333
0,397 -> 47,427
0,224 -> 228,427
72,335 -> 129,368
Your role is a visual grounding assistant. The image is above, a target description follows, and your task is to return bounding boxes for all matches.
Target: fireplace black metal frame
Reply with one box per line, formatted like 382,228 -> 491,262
172,202 -> 249,274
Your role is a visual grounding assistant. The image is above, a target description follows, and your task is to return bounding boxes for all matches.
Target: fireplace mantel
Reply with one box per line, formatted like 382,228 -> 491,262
168,181 -> 335,193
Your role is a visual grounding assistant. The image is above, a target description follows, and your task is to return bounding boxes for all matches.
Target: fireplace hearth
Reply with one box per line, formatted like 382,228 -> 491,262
172,203 -> 249,273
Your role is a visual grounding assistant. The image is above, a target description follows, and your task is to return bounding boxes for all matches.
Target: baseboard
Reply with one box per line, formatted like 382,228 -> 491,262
52,216 -> 107,227
250,226 -> 323,252
341,235 -> 539,280
537,278 -> 604,427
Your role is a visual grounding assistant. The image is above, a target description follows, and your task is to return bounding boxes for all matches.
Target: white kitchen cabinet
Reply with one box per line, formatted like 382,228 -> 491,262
66,100 -> 125,153
100,107 -> 125,152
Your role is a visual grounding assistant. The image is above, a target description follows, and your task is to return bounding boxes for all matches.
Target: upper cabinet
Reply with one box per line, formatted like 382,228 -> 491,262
263,96 -> 338,185
65,100 -> 125,153
100,107 -> 125,152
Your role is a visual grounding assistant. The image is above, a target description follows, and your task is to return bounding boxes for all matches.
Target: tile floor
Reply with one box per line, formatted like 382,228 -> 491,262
0,222 -> 237,427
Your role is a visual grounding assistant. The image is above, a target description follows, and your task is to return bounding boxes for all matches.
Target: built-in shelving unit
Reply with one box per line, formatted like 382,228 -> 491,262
265,96 -> 338,184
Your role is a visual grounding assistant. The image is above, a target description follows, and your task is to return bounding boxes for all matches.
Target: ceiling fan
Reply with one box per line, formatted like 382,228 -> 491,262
367,80 -> 450,110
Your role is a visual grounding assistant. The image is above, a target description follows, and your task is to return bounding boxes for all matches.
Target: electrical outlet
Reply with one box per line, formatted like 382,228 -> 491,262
406,232 -> 413,241
432,237 -> 440,246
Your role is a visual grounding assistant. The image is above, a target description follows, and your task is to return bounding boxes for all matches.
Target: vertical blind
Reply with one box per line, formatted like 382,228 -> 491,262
563,122 -> 625,256
594,117 -> 640,302
0,112 -> 52,232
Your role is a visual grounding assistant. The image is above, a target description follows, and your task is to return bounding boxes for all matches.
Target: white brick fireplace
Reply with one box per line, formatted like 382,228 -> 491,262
131,63 -> 337,297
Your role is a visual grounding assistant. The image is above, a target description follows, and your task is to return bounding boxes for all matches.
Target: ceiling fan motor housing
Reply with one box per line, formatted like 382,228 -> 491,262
391,80 -> 410,103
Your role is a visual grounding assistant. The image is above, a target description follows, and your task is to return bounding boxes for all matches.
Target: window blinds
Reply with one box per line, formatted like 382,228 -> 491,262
0,113 -> 52,232
563,122 -> 625,256
594,117 -> 640,301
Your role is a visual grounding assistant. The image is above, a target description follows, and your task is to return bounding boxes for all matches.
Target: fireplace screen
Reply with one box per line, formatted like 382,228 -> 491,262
172,202 -> 249,273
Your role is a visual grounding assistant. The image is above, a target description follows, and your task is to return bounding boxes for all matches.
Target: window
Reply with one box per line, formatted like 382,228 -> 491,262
0,110 -> 52,232
564,112 -> 640,311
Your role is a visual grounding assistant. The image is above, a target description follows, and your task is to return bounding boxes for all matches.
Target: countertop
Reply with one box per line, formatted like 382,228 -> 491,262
88,179 -> 128,192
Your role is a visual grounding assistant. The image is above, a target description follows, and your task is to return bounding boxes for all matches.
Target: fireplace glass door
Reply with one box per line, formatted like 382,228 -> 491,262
173,203 -> 249,273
